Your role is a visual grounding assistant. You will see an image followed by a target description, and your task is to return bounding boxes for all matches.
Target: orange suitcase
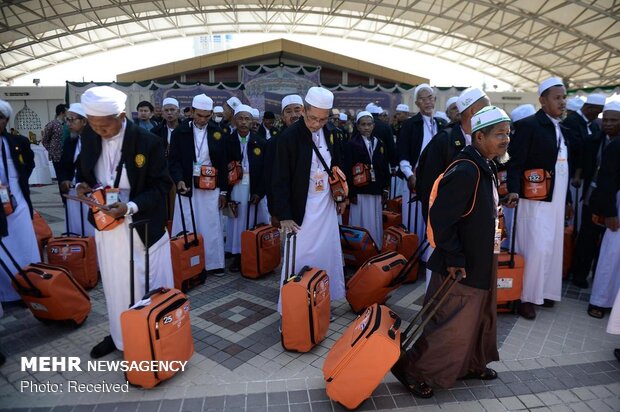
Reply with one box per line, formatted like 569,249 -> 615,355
0,240 -> 91,326
241,204 -> 281,279
497,205 -> 524,313
121,220 -> 194,388
382,210 -> 402,230
32,210 -> 53,260
382,225 -> 420,283
170,194 -> 206,292
323,303 -> 401,410
281,233 -> 330,353
340,225 -> 380,268
47,204 -> 98,289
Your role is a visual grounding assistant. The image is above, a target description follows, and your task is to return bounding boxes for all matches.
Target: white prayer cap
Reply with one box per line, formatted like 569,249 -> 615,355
585,93 -> 606,106
510,104 -> 536,123
213,105 -> 224,114
366,103 -> 383,114
435,111 -> 449,123
192,94 -> 213,111
304,87 -> 334,110
603,100 -> 620,113
457,87 -> 487,113
445,96 -> 459,111
471,106 -> 511,133
356,111 -> 373,123
250,108 -> 260,119
339,113 -> 348,121
281,94 -> 303,110
68,103 -> 86,118
0,99 -> 13,119
81,86 -> 127,116
162,97 -> 179,108
396,104 -> 410,112
566,97 -> 585,111
234,104 -> 253,117
538,77 -> 564,96
414,83 -> 434,100
226,96 -> 242,110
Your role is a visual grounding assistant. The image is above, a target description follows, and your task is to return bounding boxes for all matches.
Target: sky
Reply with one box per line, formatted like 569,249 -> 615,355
10,33 -> 513,91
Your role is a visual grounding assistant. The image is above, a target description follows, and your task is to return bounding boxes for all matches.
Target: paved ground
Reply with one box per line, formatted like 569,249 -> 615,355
0,183 -> 619,412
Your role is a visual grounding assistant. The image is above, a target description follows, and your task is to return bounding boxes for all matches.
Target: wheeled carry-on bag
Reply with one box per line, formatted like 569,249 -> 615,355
382,225 -> 419,283
169,193 -> 206,292
280,232 -> 330,353
497,205 -> 524,313
0,239 -> 91,326
47,203 -> 98,289
32,210 -> 53,260
382,210 -> 402,230
340,225 -> 380,268
121,220 -> 194,388
241,203 -> 281,279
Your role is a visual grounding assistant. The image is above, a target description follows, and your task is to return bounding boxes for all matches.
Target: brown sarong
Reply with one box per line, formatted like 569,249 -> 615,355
403,270 -> 499,389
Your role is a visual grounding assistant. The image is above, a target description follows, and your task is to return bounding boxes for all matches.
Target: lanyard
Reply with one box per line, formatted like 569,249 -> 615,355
1,137 -> 9,186
193,123 -> 208,162
423,116 -> 435,136
364,136 -> 375,165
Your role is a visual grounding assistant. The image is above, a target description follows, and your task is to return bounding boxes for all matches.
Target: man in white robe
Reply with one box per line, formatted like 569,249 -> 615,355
77,86 -> 174,357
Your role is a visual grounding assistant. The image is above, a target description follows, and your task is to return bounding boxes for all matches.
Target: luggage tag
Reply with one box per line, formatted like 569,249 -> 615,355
314,170 -> 325,193
193,162 -> 201,177
105,188 -> 120,205
0,185 -> 9,203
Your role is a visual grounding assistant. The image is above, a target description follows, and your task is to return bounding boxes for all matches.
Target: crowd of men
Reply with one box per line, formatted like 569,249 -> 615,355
0,78 -> 618,395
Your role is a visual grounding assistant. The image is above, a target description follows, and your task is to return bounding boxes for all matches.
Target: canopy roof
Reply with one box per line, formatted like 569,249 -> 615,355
2,0 -> 619,89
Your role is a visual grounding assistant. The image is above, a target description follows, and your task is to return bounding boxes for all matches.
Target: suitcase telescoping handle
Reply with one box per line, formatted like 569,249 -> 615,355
284,231 -> 297,281
245,202 -> 259,231
177,192 -> 199,249
573,185 -> 579,232
400,271 -> 463,350
128,219 -> 149,307
499,203 -> 518,269
0,239 -> 42,297
388,239 -> 431,287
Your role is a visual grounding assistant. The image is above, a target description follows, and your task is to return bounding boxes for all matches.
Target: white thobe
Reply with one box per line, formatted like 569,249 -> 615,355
0,137 -> 40,302
65,137 -> 95,237
93,122 -> 173,350
607,288 -> 620,335
171,122 -> 225,271
350,194 -> 383,250
517,120 -> 569,304
590,191 -> 620,308
277,130 -> 345,313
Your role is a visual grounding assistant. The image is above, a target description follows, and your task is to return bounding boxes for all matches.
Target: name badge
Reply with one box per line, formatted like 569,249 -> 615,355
494,225 -> 502,255
0,185 -> 9,203
369,167 -> 376,182
105,188 -> 120,205
241,173 -> 250,185
193,162 -> 201,177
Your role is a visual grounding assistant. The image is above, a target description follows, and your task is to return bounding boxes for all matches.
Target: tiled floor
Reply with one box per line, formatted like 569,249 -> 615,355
0,184 -> 618,411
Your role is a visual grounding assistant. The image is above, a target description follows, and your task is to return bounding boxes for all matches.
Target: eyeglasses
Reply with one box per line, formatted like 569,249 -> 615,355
417,95 -> 435,103
65,117 -> 81,122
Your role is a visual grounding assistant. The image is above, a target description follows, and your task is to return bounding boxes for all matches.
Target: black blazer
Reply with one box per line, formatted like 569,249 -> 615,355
397,113 -> 448,169
1,132 -> 35,217
507,109 -> 572,202
58,135 -> 80,183
227,131 -> 267,198
590,137 -> 620,218
371,116 -> 398,168
427,145 -> 498,290
151,121 -> 179,156
272,119 -> 342,225
256,123 -> 277,141
343,133 -> 390,196
78,121 -> 171,248
168,121 -> 229,192
562,111 -> 601,175
415,123 -> 465,220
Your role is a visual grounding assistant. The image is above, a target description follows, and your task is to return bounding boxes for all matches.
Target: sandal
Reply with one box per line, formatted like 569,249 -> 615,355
587,305 -> 605,319
461,367 -> 498,380
391,361 -> 434,398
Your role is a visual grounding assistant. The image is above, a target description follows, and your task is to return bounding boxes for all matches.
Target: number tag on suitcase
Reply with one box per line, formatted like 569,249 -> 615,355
497,278 -> 513,289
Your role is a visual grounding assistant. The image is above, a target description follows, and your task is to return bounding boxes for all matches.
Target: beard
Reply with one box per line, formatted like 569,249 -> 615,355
495,151 -> 510,165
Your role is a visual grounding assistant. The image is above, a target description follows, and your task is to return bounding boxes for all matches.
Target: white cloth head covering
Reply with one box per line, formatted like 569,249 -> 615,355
339,113 -> 348,121
414,83 -> 434,101
81,86 -> 127,116
162,97 -> 179,108
435,111 -> 449,123
0,100 -> 13,119
356,111 -> 373,123
538,77 -> 564,96
226,96 -> 242,110
445,96 -> 459,111
68,103 -> 86,118
457,88 -> 487,113
305,87 -> 334,110
234,104 -> 253,117
567,97 -> 585,111
213,105 -> 224,114
471,106 -> 511,133
585,93 -> 606,106
192,94 -> 213,111
250,108 -> 260,119
396,103 -> 410,113
281,94 -> 303,110
510,104 -> 536,123
603,100 -> 620,113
